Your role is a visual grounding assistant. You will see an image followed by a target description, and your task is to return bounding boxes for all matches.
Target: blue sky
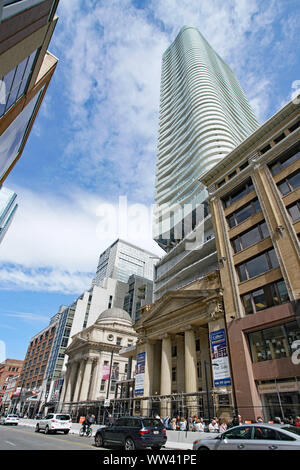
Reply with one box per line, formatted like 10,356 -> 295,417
0,0 -> 299,360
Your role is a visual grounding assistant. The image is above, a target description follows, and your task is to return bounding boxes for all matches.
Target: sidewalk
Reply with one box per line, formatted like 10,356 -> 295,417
18,419 -> 208,450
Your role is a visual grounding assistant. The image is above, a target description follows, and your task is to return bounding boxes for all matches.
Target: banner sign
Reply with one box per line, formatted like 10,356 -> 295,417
210,329 -> 231,387
135,352 -> 146,396
102,364 -> 110,380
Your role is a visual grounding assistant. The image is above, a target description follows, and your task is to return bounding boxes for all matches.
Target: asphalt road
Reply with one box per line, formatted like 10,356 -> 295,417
0,424 -> 99,450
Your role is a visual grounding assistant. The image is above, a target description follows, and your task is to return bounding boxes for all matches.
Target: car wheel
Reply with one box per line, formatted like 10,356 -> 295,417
198,446 -> 209,450
35,424 -> 40,433
124,437 -> 136,451
64,430 -> 69,435
45,425 -> 50,434
95,433 -> 104,448
151,445 -> 162,450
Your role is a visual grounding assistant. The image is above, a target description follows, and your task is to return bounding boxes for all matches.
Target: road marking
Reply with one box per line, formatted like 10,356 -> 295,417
2,425 -> 98,450
5,441 -> 16,446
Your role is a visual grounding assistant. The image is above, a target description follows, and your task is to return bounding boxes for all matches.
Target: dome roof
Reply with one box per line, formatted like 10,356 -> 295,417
96,307 -> 132,325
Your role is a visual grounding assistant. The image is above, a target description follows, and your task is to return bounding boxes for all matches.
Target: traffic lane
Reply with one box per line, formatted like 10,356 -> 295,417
0,424 -> 101,450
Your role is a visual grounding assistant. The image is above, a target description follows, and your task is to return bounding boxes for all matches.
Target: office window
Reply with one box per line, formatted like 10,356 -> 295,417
277,170 -> 300,196
248,321 -> 300,363
236,248 -> 279,282
269,146 -> 300,175
241,279 -> 289,315
231,221 -> 269,253
227,198 -> 261,228
287,202 -> 300,222
222,179 -> 254,208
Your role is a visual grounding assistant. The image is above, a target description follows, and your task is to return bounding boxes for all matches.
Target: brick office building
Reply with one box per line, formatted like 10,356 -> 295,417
15,315 -> 59,416
200,97 -> 300,422
0,359 -> 24,413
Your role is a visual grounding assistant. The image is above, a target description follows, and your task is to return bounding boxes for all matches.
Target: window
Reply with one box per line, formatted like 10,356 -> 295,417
222,426 -> 252,440
236,248 -> 279,282
172,367 -> 176,382
231,221 -> 269,253
227,198 -> 261,228
116,337 -> 122,346
269,146 -> 300,175
248,320 -> 300,363
223,179 -> 254,208
172,345 -> 177,357
287,201 -> 300,222
0,50 -> 38,117
241,279 -> 289,315
253,427 -> 278,440
277,170 -> 300,196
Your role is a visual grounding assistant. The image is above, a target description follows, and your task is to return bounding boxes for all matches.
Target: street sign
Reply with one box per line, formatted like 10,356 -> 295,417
104,399 -> 110,407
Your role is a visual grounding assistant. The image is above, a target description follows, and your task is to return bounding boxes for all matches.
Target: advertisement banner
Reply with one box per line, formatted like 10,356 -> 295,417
210,329 -> 231,387
135,352 -> 146,396
102,364 -> 110,380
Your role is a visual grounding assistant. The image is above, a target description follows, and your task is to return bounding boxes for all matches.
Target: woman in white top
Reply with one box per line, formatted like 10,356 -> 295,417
193,418 -> 205,432
208,419 -> 219,432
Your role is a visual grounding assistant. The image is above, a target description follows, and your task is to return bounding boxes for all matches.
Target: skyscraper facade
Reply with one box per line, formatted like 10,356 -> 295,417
0,186 -> 17,243
154,26 -> 259,250
92,239 -> 159,286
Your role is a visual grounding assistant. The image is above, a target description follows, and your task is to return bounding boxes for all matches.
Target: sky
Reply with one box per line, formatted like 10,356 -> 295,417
0,0 -> 299,360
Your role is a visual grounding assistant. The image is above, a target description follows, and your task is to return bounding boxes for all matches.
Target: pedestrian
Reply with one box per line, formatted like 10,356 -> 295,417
256,416 -> 263,423
170,418 -> 177,430
295,416 -> 300,427
231,415 -> 240,427
219,418 -> 228,432
163,415 -> 170,429
208,419 -> 219,432
179,417 -> 187,431
193,418 -> 205,432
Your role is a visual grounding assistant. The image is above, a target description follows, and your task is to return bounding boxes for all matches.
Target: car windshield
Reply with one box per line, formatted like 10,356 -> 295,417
282,426 -> 300,437
55,415 -> 70,421
8,415 -> 18,417
142,419 -> 163,428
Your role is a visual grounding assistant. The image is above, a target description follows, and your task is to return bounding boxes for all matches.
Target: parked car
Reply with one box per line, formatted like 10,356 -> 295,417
0,414 -> 19,425
94,416 -> 167,450
193,423 -> 300,450
35,413 -> 72,435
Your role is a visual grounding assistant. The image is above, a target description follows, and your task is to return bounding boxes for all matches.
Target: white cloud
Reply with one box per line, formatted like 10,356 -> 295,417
0,185 -> 163,293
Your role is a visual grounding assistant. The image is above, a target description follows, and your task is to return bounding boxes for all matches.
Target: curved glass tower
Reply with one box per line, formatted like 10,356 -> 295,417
154,26 -> 259,250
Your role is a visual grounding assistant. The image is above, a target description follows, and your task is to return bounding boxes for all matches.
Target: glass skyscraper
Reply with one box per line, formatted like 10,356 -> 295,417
154,26 -> 260,250
0,186 -> 17,243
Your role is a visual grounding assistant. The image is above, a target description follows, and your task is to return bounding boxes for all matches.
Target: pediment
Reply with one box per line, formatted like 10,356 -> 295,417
64,335 -> 88,355
139,288 -> 218,326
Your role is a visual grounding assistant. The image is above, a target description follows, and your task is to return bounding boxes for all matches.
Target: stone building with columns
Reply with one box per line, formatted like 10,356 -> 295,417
58,307 -> 137,417
132,271 -> 234,419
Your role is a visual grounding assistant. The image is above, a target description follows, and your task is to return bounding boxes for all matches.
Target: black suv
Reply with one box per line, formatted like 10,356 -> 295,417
94,416 -> 167,450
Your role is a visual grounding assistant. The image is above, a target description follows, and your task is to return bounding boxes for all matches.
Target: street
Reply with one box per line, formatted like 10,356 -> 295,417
0,424 -> 99,450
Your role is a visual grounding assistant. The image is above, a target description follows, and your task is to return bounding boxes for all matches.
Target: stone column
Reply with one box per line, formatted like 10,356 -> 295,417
160,335 -> 172,396
160,335 -> 172,417
184,327 -> 198,416
72,360 -> 86,402
64,361 -> 79,403
89,358 -> 102,401
79,359 -> 93,402
60,363 -> 71,403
